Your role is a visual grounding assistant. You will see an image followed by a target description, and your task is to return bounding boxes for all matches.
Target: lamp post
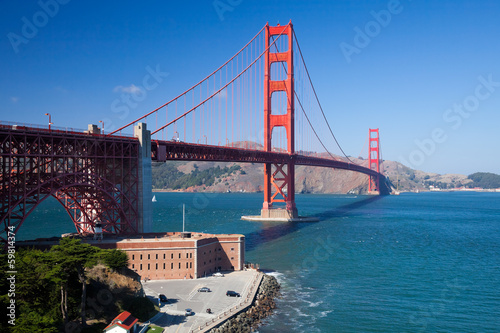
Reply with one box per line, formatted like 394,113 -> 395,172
99,120 -> 104,135
44,113 -> 53,131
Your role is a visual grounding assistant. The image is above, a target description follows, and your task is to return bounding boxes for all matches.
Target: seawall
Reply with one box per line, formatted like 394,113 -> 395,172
208,273 -> 281,333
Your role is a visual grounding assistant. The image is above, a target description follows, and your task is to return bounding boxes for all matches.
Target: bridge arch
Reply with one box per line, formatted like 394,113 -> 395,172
0,126 -> 141,242
2,171 -> 138,241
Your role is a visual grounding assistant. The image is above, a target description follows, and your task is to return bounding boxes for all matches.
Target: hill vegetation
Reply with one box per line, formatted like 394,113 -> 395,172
150,157 -> 500,193
0,238 -> 156,332
467,172 -> 500,189
152,162 -> 241,190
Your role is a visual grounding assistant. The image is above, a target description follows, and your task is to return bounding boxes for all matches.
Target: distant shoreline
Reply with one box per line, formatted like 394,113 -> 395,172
401,188 -> 500,193
153,188 -> 500,194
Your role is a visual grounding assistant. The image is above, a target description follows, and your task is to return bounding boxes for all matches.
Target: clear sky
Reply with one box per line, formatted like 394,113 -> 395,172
1,0 -> 499,175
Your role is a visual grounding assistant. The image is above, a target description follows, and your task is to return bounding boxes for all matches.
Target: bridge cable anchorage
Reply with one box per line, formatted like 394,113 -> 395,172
270,33 -> 348,164
150,26 -> 288,136
108,25 -> 267,136
293,31 -> 353,163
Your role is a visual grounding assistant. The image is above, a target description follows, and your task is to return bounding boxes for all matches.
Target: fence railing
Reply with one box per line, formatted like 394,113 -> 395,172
0,120 -> 136,139
190,272 -> 263,333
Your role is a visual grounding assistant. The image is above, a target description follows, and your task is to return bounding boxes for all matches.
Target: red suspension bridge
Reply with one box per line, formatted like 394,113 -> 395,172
0,21 -> 388,241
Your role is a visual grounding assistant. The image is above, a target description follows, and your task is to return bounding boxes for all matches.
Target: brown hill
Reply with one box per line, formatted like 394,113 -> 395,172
153,156 -> 471,194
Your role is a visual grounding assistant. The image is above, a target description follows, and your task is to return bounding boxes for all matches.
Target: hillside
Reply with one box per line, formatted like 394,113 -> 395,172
0,239 -> 157,332
152,156 -> 485,194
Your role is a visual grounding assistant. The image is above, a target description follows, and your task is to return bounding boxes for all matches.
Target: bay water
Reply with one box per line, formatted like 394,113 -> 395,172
18,192 -> 500,332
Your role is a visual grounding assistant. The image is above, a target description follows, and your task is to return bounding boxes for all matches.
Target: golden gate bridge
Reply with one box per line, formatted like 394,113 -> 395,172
0,21 -> 388,242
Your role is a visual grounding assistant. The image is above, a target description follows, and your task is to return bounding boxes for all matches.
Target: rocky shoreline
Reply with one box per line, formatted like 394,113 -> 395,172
209,274 -> 281,333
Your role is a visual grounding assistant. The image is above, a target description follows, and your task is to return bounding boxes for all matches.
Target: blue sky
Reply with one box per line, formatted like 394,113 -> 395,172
1,0 -> 499,175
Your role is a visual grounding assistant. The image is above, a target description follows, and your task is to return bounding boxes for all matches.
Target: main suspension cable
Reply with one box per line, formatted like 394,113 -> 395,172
269,34 -> 346,162
293,31 -> 353,163
152,26 -> 288,136
109,25 -> 266,136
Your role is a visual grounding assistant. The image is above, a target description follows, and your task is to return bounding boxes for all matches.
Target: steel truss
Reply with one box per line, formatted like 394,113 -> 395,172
152,141 -> 381,177
0,126 -> 139,241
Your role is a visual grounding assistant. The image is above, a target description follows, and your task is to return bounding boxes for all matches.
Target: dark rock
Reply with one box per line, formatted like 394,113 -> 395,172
208,274 -> 281,333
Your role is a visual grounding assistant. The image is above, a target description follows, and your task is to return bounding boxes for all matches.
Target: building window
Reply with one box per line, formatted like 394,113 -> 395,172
132,254 -> 135,260
171,253 -> 173,259
171,263 -> 173,269
156,263 -> 158,270
190,262 -> 192,268
186,253 -> 189,259
163,254 -> 166,259
140,264 -> 142,270
231,248 -> 235,251
148,254 -> 150,260
163,263 -> 165,269
231,257 -> 234,260
186,262 -> 188,269
179,253 -> 181,259
156,254 -> 158,260
140,254 -> 143,260
132,264 -> 134,269
178,262 -> 181,269
190,253 -> 192,258
148,264 -> 150,270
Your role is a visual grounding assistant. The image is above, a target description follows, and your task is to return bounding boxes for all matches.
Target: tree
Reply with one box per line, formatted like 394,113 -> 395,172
50,238 -> 99,327
2,239 -> 134,332
468,172 -> 500,188
99,249 -> 129,271
8,249 -> 61,332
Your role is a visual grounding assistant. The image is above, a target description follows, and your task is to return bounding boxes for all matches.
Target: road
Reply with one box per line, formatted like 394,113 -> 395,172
143,270 -> 259,333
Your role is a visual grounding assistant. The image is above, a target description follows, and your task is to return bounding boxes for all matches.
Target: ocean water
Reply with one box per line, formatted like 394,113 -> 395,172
18,192 -> 500,332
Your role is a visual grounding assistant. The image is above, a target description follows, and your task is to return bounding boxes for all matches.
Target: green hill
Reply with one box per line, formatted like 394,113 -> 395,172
467,172 -> 500,189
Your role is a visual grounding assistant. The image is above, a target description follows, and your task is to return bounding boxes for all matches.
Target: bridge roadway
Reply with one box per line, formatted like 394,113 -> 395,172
0,124 -> 379,179
0,124 -> 384,238
152,140 -> 380,178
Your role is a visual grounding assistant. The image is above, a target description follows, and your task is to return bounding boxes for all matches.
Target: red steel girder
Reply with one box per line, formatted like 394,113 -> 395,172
152,140 -> 381,178
263,22 -> 296,211
0,125 -> 140,241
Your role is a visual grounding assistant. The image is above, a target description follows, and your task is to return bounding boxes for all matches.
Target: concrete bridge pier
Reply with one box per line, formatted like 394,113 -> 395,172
135,123 -> 153,233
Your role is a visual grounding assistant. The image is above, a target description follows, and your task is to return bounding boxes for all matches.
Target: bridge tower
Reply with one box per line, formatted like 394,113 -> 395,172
368,128 -> 380,194
261,21 -> 298,219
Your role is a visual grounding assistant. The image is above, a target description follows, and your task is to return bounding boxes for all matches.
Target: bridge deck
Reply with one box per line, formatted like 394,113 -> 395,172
152,140 -> 380,177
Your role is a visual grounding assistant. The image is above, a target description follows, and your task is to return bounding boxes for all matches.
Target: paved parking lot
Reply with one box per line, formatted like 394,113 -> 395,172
143,270 -> 258,332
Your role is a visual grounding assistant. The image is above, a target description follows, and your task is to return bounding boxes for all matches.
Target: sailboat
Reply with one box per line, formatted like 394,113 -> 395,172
152,195 -> 157,202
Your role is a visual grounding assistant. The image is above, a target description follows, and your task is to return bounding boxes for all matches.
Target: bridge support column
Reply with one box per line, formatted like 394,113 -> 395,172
260,21 -> 298,220
368,128 -> 380,195
135,123 -> 153,233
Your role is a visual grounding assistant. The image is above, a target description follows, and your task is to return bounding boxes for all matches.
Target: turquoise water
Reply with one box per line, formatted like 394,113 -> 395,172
18,192 -> 500,332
